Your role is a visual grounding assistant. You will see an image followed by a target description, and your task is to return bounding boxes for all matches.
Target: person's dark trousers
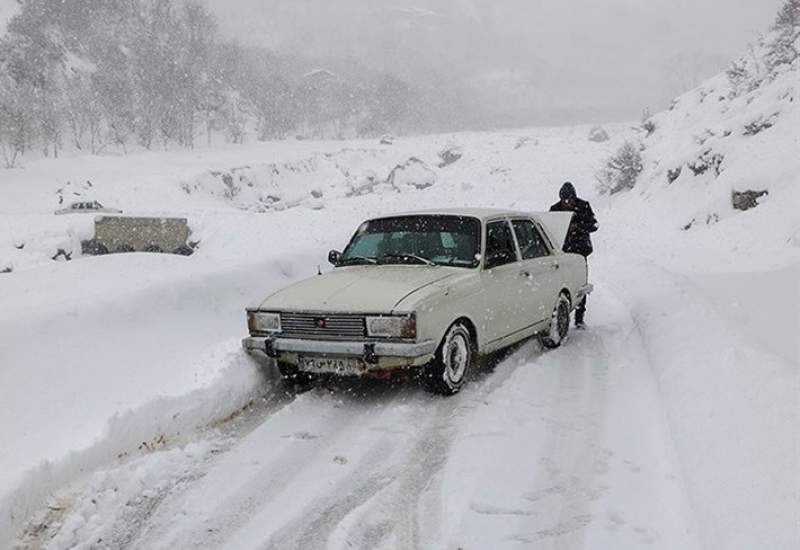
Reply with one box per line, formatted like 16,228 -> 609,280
576,296 -> 587,325
576,255 -> 589,325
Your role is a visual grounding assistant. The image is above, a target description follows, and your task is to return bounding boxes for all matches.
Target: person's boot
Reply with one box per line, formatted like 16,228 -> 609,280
575,297 -> 587,329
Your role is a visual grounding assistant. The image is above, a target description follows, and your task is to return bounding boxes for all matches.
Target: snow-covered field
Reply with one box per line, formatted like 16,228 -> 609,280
1,63 -> 798,549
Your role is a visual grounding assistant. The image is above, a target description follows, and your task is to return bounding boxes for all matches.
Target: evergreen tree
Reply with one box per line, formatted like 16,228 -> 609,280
765,0 -> 800,70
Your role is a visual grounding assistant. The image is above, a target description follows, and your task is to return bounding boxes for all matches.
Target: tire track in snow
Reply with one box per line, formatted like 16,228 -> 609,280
259,348 -> 536,549
125,377 -> 447,550
260,435 -> 412,550
509,327 -> 613,547
500,283 -> 702,549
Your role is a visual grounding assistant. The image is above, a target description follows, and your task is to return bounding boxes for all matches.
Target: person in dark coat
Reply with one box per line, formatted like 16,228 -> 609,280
549,182 -> 598,327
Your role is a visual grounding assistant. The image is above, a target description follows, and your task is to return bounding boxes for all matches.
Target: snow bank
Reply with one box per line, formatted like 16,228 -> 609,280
19,438 -> 223,549
5,345 -> 265,549
0,250 -> 321,545
599,259 -> 798,550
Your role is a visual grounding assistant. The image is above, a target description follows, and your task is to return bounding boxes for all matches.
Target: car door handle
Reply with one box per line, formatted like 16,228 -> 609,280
549,261 -> 560,271
519,270 -> 531,278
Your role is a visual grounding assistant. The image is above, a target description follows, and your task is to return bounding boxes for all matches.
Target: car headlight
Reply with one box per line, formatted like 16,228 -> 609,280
248,311 -> 282,333
366,315 -> 416,338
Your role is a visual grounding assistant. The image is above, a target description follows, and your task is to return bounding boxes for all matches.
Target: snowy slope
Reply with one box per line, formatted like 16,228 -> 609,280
607,42 -> 800,272
1,64 -> 798,548
594,38 -> 800,550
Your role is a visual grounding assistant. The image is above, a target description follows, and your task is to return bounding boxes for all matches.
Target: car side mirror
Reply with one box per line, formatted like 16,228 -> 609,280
328,250 -> 342,266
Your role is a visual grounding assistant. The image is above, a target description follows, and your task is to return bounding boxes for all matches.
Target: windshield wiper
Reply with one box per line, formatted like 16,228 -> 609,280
340,255 -> 377,265
380,253 -> 436,266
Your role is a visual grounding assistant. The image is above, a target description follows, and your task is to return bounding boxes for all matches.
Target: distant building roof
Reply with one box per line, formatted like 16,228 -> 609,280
302,68 -> 340,81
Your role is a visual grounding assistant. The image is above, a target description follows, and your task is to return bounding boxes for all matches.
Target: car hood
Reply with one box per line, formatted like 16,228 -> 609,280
256,265 -> 459,312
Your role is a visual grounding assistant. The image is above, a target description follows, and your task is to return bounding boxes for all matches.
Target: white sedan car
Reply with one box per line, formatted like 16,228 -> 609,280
243,208 -> 592,394
54,200 -> 122,215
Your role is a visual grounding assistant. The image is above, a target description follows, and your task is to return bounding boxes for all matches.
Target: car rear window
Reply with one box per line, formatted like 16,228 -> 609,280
512,219 -> 551,259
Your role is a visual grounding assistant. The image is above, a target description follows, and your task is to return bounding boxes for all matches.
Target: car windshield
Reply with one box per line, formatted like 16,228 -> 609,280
341,215 -> 481,268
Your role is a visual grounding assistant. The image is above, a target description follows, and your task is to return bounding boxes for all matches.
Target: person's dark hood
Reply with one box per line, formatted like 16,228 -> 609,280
559,181 -> 576,200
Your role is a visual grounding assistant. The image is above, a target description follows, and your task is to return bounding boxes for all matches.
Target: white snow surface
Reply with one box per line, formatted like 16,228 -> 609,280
1,74 -> 798,550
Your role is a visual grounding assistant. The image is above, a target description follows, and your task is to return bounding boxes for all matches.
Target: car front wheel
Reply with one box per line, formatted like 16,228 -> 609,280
541,292 -> 571,349
425,322 -> 474,395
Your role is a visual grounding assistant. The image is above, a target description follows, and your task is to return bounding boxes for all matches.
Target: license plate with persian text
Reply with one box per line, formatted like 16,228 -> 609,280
298,356 -> 365,375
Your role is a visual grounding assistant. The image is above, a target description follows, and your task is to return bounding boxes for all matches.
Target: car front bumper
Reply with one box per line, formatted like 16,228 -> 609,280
241,336 -> 437,371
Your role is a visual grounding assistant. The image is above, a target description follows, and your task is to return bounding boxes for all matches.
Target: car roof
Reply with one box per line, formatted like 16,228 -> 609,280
368,207 -> 536,222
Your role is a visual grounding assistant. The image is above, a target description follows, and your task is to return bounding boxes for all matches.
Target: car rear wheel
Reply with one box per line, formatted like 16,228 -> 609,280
541,292 -> 571,349
425,322 -> 474,395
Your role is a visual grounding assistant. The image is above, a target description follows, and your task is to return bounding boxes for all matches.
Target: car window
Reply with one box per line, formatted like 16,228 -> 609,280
512,219 -> 550,259
341,215 -> 481,268
347,233 -> 383,258
485,220 -> 518,269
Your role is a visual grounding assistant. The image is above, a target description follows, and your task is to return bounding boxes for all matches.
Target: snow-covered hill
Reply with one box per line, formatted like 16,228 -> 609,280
609,37 -> 800,272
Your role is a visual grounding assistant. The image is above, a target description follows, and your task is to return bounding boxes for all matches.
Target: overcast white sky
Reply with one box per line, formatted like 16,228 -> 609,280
207,0 -> 783,125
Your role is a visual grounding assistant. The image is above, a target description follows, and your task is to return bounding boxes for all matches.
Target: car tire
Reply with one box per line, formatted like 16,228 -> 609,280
541,292 -> 571,349
425,322 -> 474,395
277,361 -> 315,387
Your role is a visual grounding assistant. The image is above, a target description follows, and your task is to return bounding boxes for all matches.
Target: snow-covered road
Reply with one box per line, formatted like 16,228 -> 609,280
23,281 -> 704,550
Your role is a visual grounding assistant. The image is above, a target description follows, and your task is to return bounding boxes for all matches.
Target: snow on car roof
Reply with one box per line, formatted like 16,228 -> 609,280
369,207 -> 537,221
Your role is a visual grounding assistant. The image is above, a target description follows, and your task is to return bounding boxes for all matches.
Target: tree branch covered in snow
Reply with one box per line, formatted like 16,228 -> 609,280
726,0 -> 799,96
766,0 -> 800,70
597,141 -> 644,195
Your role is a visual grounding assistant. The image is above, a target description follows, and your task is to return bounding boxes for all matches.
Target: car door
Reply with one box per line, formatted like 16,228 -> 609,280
512,218 -> 560,324
481,219 -> 527,344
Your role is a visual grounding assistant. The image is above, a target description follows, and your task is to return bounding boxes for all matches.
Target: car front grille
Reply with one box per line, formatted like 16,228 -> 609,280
280,312 -> 367,340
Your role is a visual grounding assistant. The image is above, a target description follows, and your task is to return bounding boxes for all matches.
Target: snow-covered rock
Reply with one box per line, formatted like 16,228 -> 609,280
387,157 -> 438,190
